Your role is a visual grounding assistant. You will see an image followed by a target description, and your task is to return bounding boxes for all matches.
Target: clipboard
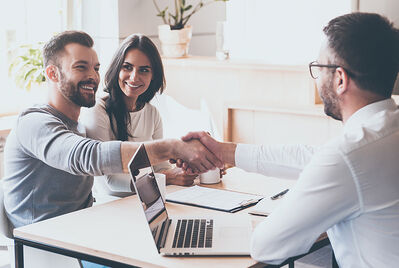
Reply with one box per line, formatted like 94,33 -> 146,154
166,185 -> 264,213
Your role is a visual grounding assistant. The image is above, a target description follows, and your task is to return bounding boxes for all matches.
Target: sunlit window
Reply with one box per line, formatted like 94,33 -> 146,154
225,0 -> 352,65
0,0 -> 66,114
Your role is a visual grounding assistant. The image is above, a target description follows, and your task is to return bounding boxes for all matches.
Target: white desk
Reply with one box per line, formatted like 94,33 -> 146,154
13,168 -> 330,267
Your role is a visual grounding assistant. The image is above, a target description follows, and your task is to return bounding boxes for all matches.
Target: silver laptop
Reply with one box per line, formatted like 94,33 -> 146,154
128,144 -> 252,256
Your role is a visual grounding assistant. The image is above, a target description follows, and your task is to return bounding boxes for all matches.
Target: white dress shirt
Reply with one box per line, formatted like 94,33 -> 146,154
236,99 -> 399,267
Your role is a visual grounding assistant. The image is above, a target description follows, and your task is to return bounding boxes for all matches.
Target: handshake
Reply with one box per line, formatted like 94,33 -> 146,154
170,131 -> 236,175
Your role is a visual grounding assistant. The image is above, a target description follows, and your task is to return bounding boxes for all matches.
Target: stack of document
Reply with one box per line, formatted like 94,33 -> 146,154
166,185 -> 264,213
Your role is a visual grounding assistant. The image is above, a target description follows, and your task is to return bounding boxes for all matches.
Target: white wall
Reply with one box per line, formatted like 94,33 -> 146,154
358,0 -> 399,26
79,0 -> 120,86
77,0 -> 399,92
117,0 -> 226,56
79,0 -> 227,78
225,0 -> 352,65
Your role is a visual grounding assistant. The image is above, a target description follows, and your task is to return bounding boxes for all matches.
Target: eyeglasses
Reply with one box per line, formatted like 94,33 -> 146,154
308,61 -> 340,79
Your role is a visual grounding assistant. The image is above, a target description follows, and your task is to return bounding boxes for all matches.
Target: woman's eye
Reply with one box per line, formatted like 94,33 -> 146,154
122,65 -> 132,70
140,68 -> 150,73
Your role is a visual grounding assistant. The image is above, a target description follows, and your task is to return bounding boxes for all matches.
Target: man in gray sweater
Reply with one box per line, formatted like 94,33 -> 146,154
3,31 -> 222,228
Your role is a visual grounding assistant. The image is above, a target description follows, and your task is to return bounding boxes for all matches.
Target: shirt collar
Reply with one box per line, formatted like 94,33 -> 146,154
344,98 -> 398,132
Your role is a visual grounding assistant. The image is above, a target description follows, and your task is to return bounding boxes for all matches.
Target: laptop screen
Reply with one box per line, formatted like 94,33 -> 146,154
128,144 -> 168,224
128,145 -> 170,251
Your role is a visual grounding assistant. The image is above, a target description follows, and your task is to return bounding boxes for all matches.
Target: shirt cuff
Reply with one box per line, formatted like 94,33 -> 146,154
235,144 -> 259,173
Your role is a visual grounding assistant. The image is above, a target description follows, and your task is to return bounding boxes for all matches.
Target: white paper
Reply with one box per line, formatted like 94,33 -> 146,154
166,185 -> 263,211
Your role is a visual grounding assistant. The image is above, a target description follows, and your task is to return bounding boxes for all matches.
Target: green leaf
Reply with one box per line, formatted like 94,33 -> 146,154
153,0 -> 229,30
169,12 -> 176,20
8,42 -> 45,91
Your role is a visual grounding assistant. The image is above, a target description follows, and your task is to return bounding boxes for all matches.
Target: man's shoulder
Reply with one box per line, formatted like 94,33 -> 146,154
16,104 -> 69,131
19,104 -> 61,120
338,110 -> 399,155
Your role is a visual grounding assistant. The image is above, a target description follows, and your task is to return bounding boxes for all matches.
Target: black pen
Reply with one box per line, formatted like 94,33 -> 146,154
270,189 -> 289,200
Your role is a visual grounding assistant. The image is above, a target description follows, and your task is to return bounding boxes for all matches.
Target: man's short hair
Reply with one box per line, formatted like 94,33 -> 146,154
324,12 -> 399,97
43,31 -> 94,68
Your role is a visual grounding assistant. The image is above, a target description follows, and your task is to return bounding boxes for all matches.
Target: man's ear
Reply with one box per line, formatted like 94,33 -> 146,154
45,65 -> 59,82
335,67 -> 349,95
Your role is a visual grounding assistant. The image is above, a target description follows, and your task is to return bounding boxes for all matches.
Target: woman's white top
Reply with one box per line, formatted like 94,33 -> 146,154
80,96 -> 170,199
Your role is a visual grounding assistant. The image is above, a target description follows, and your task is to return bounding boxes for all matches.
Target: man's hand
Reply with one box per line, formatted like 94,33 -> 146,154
173,138 -> 224,174
181,131 -> 223,160
181,131 -> 237,166
162,168 -> 197,186
122,138 -> 223,174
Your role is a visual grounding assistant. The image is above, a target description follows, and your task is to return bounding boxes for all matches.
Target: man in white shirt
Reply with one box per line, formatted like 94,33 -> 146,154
181,13 -> 399,267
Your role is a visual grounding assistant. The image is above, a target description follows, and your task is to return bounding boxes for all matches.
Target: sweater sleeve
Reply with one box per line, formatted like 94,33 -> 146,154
16,110 -> 122,176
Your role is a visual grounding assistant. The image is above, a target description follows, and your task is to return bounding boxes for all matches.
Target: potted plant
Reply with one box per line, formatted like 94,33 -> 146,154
153,0 -> 229,58
8,43 -> 45,91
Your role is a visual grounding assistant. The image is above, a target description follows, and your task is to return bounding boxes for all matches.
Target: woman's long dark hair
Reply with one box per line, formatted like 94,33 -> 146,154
104,34 -> 165,141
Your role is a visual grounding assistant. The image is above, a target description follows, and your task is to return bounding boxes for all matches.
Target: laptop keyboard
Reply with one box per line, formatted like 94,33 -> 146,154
172,219 -> 213,248
152,226 -> 159,238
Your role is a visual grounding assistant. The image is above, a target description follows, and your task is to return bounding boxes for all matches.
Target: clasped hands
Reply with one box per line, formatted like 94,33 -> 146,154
171,131 -> 226,175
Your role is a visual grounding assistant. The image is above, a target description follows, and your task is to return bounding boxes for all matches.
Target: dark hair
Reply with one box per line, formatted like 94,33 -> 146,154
323,12 -> 399,97
104,34 -> 165,141
43,31 -> 94,67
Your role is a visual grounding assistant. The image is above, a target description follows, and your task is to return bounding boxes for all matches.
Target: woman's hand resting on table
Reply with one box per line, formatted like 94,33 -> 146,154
162,167 -> 197,186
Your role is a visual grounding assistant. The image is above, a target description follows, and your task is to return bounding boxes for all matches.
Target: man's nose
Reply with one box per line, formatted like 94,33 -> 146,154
88,68 -> 99,80
86,70 -> 99,86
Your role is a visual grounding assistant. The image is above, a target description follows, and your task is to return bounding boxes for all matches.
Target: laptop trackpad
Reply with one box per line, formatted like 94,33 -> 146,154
216,226 -> 251,253
220,227 -> 244,237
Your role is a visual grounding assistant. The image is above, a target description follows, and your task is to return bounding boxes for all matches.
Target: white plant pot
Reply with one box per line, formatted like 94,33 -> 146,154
158,25 -> 192,58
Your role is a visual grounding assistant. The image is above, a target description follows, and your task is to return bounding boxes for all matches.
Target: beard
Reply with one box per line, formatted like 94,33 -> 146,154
59,72 -> 96,108
319,77 -> 342,121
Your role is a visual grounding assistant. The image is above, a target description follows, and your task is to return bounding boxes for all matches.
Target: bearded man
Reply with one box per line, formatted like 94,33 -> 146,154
181,13 -> 399,267
3,31 -> 222,228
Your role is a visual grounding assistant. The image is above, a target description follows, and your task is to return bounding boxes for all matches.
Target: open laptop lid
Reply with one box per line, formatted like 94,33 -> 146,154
128,144 -> 169,251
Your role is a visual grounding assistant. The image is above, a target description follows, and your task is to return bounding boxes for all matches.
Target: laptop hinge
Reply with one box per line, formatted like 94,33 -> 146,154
158,219 -> 171,249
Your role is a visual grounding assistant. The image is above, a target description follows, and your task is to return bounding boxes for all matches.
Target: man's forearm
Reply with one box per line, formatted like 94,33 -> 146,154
219,142 -> 237,166
120,139 -> 178,173
145,139 -> 177,164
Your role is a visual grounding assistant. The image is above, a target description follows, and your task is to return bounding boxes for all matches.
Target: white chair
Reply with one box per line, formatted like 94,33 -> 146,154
0,182 -> 81,268
0,181 -> 14,240
150,94 -> 221,140
0,181 -> 14,267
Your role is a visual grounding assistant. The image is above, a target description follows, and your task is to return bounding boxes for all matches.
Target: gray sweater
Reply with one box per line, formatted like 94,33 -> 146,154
3,105 -> 122,228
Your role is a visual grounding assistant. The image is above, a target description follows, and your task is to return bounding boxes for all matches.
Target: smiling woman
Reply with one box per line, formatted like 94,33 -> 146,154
118,49 -> 154,111
80,34 -> 197,203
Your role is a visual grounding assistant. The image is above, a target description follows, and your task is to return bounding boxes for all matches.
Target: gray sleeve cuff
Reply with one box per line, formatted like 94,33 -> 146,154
100,140 -> 123,174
